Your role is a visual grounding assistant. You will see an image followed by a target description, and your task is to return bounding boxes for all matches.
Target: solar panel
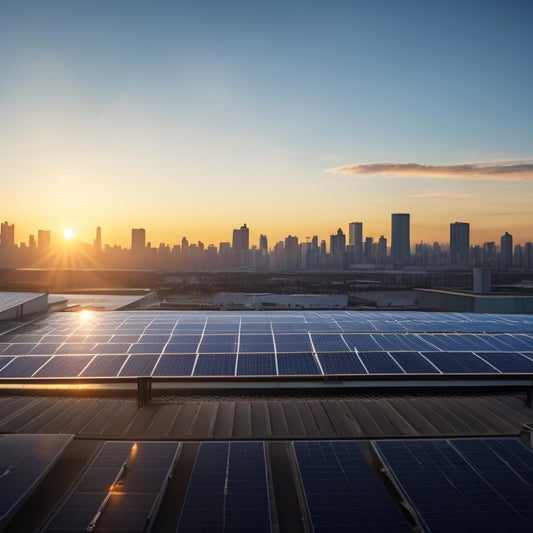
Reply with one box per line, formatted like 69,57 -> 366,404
237,353 -> 277,376
0,356 -> 51,377
276,352 -> 320,375
358,352 -> 404,374
238,335 -> 275,354
0,434 -> 73,530
193,353 -> 236,376
45,441 -> 180,532
311,334 -> 350,352
79,355 -> 128,377
342,334 -> 382,352
198,335 -> 238,354
33,355 -> 94,378
152,354 -> 196,376
293,441 -> 411,532
373,439 -> 533,532
475,352 -> 533,373
177,441 -> 271,532
422,351 -> 496,373
389,352 -> 440,374
118,354 -> 159,376
317,352 -> 367,374
274,334 -> 312,353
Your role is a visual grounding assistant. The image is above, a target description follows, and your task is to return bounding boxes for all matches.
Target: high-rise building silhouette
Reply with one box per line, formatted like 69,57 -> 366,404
450,222 -> 470,266
94,227 -> 102,254
348,222 -> 363,263
330,228 -> 346,253
0,221 -> 14,247
391,213 -> 410,264
500,232 -> 513,269
131,228 -> 146,253
232,223 -> 249,251
38,230 -> 51,250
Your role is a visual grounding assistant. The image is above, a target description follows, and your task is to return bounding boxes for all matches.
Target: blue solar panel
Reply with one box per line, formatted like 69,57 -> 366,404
33,356 -> 94,378
128,343 -> 166,354
240,322 -> 272,334
342,334 -> 382,352
177,442 -> 271,532
0,356 -> 51,377
475,352 -> 533,373
274,334 -> 312,353
317,352 -> 367,374
311,334 -> 350,352
28,343 -> 62,355
239,335 -> 275,353
0,434 -> 73,530
2,343 -> 38,356
139,334 -> 171,344
237,353 -> 277,376
422,351 -> 496,373
152,354 -> 196,376
193,353 -> 236,376
198,335 -> 238,354
373,439 -> 533,533
389,352 -> 440,374
277,352 -> 320,375
0,357 -> 14,371
358,352 -> 404,374
92,343 -> 132,354
118,354 -> 160,376
293,441 -> 411,532
79,355 -> 128,377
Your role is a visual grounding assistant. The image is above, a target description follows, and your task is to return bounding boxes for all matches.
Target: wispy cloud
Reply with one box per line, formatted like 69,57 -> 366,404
327,161 -> 533,181
408,190 -> 475,199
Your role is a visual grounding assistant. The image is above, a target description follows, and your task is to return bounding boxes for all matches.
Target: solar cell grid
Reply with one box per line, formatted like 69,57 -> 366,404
237,353 -> 277,376
33,355 -> 94,378
342,334 -> 382,352
238,335 -> 275,354
79,354 -> 128,377
422,351 -> 497,373
389,352 -> 440,374
311,334 -> 350,352
373,439 -> 533,532
293,441 -> 411,533
475,352 -> 533,373
276,352 -> 320,375
0,356 -> 51,377
198,335 -> 238,354
317,352 -> 367,374
274,334 -> 312,353
358,352 -> 404,374
193,353 -> 236,376
152,354 -> 196,376
119,354 -> 160,376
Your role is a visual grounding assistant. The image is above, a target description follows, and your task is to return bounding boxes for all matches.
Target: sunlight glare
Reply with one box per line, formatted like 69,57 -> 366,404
63,228 -> 75,241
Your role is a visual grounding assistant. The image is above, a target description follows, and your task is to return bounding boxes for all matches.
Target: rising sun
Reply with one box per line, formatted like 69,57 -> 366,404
63,228 -> 75,241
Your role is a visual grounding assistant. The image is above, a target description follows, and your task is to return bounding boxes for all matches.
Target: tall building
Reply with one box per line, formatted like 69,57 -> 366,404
500,232 -> 513,269
376,236 -> 387,263
330,228 -> 346,254
232,223 -> 249,251
284,235 -> 299,270
38,230 -> 51,250
0,221 -> 14,247
348,222 -> 363,263
391,213 -> 410,265
259,234 -> 268,254
94,227 -> 102,254
450,222 -> 470,266
131,228 -> 146,254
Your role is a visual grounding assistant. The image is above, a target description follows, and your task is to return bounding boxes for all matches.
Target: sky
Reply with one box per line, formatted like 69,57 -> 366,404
1,0 -> 532,249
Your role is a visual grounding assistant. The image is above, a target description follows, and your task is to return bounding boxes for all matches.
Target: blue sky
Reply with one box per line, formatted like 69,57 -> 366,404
1,0 -> 531,247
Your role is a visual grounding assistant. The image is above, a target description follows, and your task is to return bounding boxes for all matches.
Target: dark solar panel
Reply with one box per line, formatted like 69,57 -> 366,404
193,353 -> 236,376
0,434 -> 73,530
128,343 -> 166,354
2,343 -> 38,356
274,334 -> 312,353
373,439 -> 533,533
177,441 -> 271,532
118,354 -> 160,376
276,352 -> 320,375
358,352 -> 404,374
317,352 -> 367,374
422,351 -> 496,373
237,353 -> 277,376
389,352 -> 440,374
0,356 -> 51,377
198,335 -> 238,354
293,441 -> 411,532
238,335 -> 275,353
476,352 -> 533,373
33,355 -> 94,378
152,354 -> 196,376
311,334 -> 350,352
342,334 -> 382,352
79,355 -> 128,377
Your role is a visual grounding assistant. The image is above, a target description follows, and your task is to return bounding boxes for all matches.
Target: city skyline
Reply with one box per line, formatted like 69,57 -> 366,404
1,1 -> 532,246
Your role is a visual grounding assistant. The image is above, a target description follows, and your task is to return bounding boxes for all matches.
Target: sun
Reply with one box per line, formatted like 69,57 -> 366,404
63,228 -> 75,241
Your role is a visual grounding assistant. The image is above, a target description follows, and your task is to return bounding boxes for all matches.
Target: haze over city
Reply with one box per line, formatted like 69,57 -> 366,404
1,1 -> 532,246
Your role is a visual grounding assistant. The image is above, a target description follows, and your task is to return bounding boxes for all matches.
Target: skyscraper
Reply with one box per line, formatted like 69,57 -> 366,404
450,222 -> 470,266
0,221 -> 14,247
348,222 -> 363,263
94,227 -> 102,254
391,213 -> 410,265
500,232 -> 513,269
131,228 -> 146,253
232,223 -> 249,251
330,228 -> 346,254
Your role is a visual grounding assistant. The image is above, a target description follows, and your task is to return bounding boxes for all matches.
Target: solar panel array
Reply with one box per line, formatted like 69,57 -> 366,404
293,441 -> 411,532
0,291 -> 45,313
177,441 -> 272,532
0,310 -> 532,378
374,438 -> 533,532
45,441 -> 180,532
0,434 -> 73,529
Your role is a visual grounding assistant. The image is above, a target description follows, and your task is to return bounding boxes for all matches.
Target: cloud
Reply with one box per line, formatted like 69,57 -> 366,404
327,161 -> 533,181
408,190 -> 475,199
